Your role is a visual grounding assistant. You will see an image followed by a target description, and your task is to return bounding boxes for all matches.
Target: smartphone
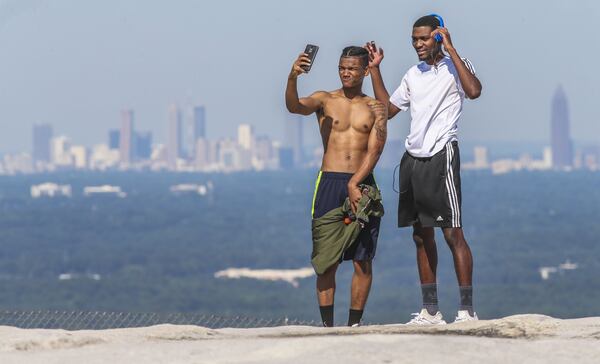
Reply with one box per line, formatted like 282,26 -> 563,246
302,44 -> 319,72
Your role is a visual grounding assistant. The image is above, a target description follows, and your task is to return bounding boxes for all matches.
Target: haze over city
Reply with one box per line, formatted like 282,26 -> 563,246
0,0 -> 599,156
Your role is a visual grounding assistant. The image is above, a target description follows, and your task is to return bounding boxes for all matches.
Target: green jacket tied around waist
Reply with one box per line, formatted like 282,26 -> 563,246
311,184 -> 384,275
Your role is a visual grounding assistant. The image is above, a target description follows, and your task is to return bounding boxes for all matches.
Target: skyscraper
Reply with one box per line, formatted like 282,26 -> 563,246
135,131 -> 153,160
195,138 -> 209,170
32,123 -> 53,163
120,110 -> 134,164
168,104 -> 182,169
51,136 -> 72,166
238,124 -> 254,150
193,106 -> 206,140
285,113 -> 303,167
108,129 -> 120,150
550,86 -> 573,169
191,106 -> 206,158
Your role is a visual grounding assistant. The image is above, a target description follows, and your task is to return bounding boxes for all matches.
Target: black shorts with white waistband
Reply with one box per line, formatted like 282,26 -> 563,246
398,141 -> 462,228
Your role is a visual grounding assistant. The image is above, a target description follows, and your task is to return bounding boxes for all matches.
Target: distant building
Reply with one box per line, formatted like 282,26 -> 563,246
539,260 -> 578,280
90,144 -> 120,170
1,153 -> 33,175
214,267 -> 314,288
70,145 -> 87,169
83,185 -> 126,198
120,110 -> 135,164
254,135 -> 273,161
191,105 -> 207,159
278,146 -> 294,170
170,183 -> 210,196
539,266 -> 558,280
30,183 -> 72,198
51,136 -> 73,167
108,129 -> 120,150
238,124 -> 254,150
151,143 -> 167,162
195,138 -> 209,170
550,86 -> 573,169
207,140 -> 220,166
542,147 -> 553,169
218,138 -> 242,170
135,131 -> 152,160
578,146 -> 599,171
285,113 -> 303,167
558,259 -> 578,271
168,104 -> 183,169
252,135 -> 276,170
32,124 -> 53,163
193,106 -> 206,138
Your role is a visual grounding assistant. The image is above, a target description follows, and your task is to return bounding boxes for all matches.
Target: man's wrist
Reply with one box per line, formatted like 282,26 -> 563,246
445,46 -> 458,56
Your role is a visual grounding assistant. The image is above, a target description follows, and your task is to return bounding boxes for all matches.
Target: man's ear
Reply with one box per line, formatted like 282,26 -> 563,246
364,67 -> 370,77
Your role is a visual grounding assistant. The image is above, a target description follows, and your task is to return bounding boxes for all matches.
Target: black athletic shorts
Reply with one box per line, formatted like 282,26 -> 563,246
311,171 -> 380,261
398,141 -> 462,228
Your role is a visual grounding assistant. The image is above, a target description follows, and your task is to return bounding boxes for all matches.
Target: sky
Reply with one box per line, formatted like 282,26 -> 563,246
0,0 -> 598,153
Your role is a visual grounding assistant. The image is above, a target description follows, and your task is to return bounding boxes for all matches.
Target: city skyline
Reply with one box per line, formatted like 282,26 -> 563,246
0,1 -> 599,154
0,82 -> 595,175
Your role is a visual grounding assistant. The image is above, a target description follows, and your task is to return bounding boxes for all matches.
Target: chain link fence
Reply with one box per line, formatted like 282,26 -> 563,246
0,310 -> 319,330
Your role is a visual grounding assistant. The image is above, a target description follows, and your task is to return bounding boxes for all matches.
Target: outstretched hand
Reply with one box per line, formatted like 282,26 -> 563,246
364,41 -> 384,68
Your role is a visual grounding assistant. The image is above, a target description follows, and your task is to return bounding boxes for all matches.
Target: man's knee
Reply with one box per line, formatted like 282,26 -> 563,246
317,263 -> 338,279
353,260 -> 372,276
412,225 -> 432,248
412,231 -> 425,248
443,228 -> 466,249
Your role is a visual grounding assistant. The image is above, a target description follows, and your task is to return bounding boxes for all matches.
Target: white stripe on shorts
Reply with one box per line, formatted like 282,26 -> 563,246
445,143 -> 460,227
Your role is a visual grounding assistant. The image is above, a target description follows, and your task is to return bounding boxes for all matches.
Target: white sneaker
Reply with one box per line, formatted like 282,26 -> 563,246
454,310 -> 478,323
406,308 -> 447,325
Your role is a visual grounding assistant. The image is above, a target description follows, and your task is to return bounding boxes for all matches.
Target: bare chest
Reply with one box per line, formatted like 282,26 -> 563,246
318,99 -> 375,134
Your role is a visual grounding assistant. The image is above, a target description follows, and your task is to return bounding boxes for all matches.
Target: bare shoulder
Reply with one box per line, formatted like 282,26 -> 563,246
362,96 -> 385,107
309,90 -> 331,101
362,95 -> 379,103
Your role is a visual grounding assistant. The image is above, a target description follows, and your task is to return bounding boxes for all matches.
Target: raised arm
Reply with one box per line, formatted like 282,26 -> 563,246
432,27 -> 482,99
347,100 -> 388,212
286,53 -> 325,115
365,42 -> 402,119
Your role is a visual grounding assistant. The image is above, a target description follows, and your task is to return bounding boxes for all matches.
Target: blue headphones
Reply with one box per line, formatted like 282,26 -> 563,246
429,13 -> 444,42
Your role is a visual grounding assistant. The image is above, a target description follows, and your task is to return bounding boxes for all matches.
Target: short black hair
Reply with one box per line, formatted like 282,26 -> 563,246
340,46 -> 368,68
413,15 -> 440,30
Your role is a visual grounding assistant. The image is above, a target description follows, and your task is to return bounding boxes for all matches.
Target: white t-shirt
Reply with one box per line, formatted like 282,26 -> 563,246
390,55 -> 476,158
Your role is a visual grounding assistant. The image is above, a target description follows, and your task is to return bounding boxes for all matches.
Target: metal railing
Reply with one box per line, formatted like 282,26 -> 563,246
0,310 -> 319,330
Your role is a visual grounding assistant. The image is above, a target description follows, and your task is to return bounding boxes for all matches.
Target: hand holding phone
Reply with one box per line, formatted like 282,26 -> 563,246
301,44 -> 319,72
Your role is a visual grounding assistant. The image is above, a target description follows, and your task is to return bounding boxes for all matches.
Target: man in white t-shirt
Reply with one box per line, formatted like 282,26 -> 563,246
366,14 -> 482,324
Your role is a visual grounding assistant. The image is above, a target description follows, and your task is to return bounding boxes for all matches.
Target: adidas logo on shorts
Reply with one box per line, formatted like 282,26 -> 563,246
436,216 -> 444,222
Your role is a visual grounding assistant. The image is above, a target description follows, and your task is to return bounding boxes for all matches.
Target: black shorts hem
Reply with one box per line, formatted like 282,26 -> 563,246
397,220 -> 462,228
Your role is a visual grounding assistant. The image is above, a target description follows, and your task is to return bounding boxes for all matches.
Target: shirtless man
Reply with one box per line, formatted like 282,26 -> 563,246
285,46 -> 388,327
